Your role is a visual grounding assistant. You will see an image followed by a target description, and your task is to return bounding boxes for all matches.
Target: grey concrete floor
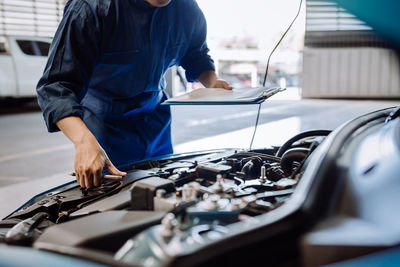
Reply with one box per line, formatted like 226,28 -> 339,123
0,90 -> 399,217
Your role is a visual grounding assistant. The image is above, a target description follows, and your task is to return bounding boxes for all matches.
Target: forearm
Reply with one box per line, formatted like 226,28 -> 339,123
56,116 -> 95,147
198,70 -> 217,88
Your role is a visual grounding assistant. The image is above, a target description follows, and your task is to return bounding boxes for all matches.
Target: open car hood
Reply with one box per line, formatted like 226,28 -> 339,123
1,107 -> 399,266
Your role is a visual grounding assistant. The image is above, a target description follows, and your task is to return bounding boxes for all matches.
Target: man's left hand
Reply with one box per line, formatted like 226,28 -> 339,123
212,79 -> 233,90
198,70 -> 233,90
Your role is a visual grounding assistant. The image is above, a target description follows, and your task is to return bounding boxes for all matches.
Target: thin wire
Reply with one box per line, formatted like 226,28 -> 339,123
249,103 -> 261,150
262,0 -> 304,87
250,0 -> 303,150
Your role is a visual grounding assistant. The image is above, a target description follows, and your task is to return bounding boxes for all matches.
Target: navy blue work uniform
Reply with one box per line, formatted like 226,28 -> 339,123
37,0 -> 215,167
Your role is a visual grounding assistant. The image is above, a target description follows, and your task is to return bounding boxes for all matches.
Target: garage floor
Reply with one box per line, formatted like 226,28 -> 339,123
0,89 -> 399,218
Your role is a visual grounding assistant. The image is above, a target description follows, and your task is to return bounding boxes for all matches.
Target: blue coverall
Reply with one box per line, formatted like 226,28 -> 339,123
36,0 -> 215,167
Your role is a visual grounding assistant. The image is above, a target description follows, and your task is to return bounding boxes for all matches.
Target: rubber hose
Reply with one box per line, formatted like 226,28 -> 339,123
276,130 -> 331,158
280,147 -> 310,175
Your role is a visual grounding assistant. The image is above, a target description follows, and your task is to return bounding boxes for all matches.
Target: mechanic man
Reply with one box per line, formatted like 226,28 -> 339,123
37,0 -> 232,189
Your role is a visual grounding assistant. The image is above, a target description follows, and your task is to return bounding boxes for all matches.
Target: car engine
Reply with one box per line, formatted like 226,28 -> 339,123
0,130 -> 331,266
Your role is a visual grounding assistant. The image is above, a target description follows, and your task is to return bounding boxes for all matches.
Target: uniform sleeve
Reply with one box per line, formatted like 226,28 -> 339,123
36,0 -> 101,132
180,10 -> 215,82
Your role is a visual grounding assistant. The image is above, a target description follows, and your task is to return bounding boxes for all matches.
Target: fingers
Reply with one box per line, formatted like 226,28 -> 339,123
93,168 -> 102,187
222,81 -> 233,90
73,137 -> 124,189
105,158 -> 127,176
224,83 -> 233,90
74,160 -> 120,189
84,171 -> 93,189
215,79 -> 233,90
75,170 -> 100,188
74,165 -> 102,189
76,172 -> 84,188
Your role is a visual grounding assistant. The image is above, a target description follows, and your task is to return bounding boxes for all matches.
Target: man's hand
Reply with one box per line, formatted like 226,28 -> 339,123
213,79 -> 233,90
198,70 -> 233,90
74,134 -> 126,188
56,116 -> 126,188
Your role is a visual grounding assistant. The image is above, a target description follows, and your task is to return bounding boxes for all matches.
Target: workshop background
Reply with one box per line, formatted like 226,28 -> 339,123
0,0 -> 399,213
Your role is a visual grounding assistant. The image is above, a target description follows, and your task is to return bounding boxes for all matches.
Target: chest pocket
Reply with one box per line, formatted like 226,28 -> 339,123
101,50 -> 140,65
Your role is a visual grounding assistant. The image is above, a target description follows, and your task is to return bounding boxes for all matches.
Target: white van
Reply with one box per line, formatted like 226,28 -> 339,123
0,35 -> 51,98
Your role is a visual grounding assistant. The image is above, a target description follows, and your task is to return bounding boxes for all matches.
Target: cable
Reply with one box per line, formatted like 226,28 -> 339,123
249,103 -> 261,150
262,0 -> 303,87
250,0 -> 304,150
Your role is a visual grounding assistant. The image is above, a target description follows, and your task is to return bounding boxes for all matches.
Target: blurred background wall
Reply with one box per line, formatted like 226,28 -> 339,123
1,0 -> 399,99
302,0 -> 400,98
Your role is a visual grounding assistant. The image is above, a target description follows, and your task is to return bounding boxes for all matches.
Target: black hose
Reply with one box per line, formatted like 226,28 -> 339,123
240,156 -> 263,179
228,152 -> 281,162
276,130 -> 331,158
280,147 -> 310,175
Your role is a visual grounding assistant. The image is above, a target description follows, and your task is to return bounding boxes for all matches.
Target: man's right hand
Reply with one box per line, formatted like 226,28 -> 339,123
74,134 -> 126,188
56,116 -> 126,188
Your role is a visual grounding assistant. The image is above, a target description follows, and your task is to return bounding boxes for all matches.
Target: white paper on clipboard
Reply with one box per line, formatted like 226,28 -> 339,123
162,87 -> 285,105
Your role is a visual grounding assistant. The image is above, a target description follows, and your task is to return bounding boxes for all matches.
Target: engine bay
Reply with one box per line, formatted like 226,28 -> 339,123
0,131 -> 329,266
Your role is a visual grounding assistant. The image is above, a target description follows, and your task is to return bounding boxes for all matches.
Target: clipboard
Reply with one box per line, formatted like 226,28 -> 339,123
162,87 -> 286,105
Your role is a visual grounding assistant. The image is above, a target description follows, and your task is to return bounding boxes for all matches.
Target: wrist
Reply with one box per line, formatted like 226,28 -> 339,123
198,70 -> 217,88
56,116 -> 97,148
73,131 -> 96,148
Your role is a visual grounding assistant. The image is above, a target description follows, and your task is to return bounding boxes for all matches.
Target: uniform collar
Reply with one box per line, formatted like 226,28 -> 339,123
132,0 -> 156,10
